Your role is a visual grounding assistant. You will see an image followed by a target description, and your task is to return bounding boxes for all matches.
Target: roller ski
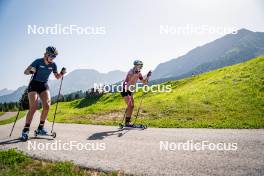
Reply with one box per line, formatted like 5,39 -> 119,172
119,123 -> 147,130
34,128 -> 56,138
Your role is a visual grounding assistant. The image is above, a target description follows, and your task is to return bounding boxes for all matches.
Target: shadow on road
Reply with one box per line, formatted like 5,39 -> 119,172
87,127 -> 146,140
87,129 -> 123,140
0,137 -> 54,145
0,138 -> 26,145
31,137 -> 55,141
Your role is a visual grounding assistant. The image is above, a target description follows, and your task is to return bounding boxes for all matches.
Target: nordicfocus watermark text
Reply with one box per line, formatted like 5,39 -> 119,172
160,24 -> 238,35
160,140 -> 238,151
93,82 -> 172,93
27,140 -> 106,151
27,24 -> 106,35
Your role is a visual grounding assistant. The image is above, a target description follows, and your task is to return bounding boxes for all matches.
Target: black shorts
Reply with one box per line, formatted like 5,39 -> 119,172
121,88 -> 132,97
28,80 -> 49,94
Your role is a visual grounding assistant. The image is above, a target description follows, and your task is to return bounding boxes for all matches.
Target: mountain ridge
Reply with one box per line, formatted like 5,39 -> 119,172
151,29 -> 264,80
0,69 -> 126,103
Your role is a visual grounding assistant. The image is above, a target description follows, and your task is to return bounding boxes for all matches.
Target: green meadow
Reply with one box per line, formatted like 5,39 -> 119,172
43,56 -> 263,128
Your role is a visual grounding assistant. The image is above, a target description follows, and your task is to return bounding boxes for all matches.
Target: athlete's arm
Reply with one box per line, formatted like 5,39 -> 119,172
25,59 -> 38,75
54,67 -> 66,79
24,66 -> 36,75
54,72 -> 63,79
138,72 -> 148,84
140,71 -> 152,85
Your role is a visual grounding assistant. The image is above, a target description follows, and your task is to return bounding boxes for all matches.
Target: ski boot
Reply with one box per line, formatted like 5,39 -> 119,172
119,122 -> 133,129
20,130 -> 29,141
124,122 -> 134,128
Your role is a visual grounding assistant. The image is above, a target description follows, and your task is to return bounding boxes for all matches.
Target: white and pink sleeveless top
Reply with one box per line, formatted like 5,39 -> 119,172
123,68 -> 143,87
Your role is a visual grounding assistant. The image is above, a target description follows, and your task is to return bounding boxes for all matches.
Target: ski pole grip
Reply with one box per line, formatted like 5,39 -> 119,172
60,67 -> 67,75
147,70 -> 152,78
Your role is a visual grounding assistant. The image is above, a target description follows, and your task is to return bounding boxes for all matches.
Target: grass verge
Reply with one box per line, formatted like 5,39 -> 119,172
0,111 -> 26,125
0,149 -> 125,176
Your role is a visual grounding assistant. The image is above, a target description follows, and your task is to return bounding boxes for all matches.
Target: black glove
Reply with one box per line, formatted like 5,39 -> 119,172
147,70 -> 152,77
29,67 -> 36,74
60,67 -> 67,75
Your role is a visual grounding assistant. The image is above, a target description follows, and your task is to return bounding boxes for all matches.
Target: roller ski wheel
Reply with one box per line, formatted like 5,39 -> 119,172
51,132 -> 56,138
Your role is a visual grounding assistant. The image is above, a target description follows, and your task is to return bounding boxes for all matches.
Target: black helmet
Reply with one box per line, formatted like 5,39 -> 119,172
133,60 -> 143,66
46,46 -> 58,56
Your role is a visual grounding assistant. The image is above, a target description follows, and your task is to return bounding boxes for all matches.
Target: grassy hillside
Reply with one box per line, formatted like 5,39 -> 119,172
47,56 -> 264,128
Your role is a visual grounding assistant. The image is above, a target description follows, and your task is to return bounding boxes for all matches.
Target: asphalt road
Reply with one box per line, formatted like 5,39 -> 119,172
0,111 -> 263,176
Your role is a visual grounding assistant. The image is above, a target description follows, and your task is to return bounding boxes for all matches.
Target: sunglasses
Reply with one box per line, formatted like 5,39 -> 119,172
48,54 -> 57,59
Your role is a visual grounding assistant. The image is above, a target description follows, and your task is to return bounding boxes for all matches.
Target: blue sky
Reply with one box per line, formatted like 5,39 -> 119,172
1,0 -> 264,90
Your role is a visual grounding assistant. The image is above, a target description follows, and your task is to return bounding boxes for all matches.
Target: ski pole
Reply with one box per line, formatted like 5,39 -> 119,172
9,111 -> 20,137
133,71 -> 151,125
51,76 -> 64,133
9,75 -> 33,137
133,92 -> 146,125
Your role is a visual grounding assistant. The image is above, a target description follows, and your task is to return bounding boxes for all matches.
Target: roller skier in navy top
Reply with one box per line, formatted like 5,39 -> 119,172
21,46 -> 66,140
